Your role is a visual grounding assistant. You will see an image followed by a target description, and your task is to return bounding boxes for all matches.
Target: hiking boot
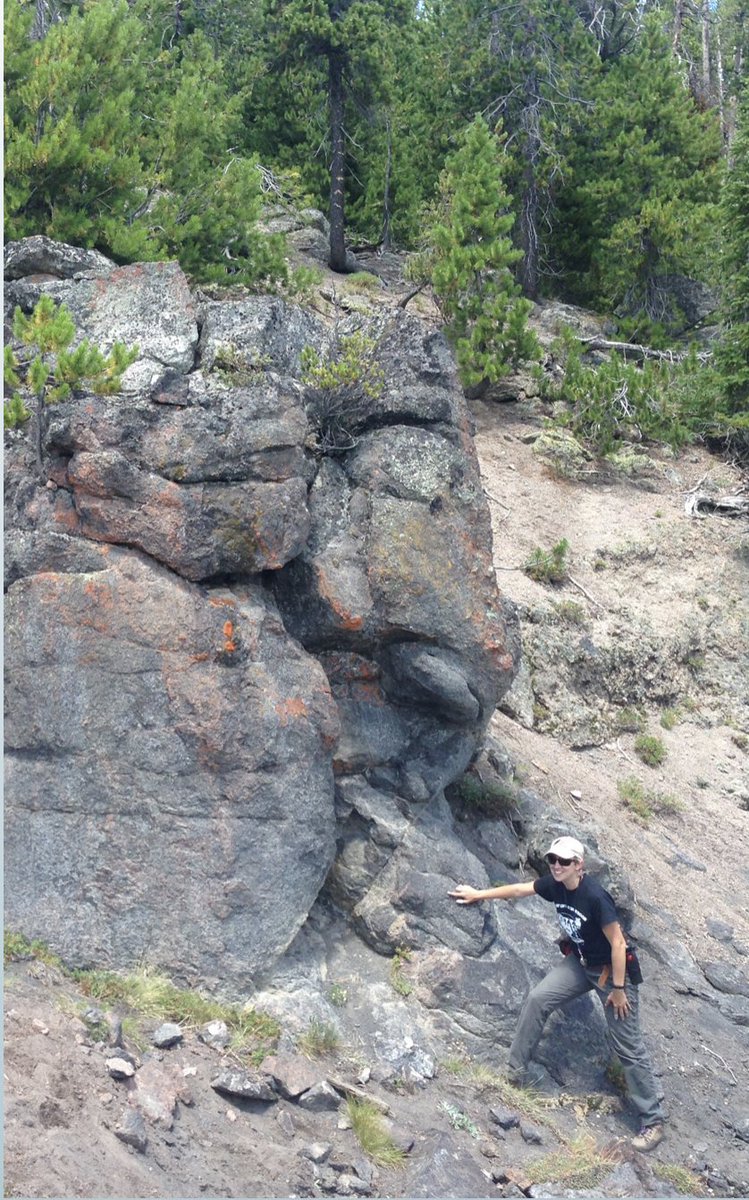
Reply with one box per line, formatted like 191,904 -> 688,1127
507,1064 -> 552,1091
632,1123 -> 665,1152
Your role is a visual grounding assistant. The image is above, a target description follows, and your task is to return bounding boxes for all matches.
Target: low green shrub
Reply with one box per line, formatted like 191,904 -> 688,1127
541,329 -> 691,455
616,708 -> 646,733
634,734 -> 667,767
329,983 -> 348,1007
541,329 -> 749,461
441,1101 -> 480,1138
301,330 -> 384,454
524,538 -> 570,585
552,600 -> 587,625
4,930 -> 63,968
605,1057 -> 627,1094
451,773 -> 519,816
617,776 -> 682,824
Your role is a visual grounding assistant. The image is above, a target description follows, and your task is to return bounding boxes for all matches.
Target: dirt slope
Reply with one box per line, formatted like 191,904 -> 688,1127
471,396 -> 749,969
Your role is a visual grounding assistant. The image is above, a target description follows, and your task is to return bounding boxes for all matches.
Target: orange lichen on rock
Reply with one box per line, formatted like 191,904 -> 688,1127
314,563 -> 368,632
275,697 -> 309,724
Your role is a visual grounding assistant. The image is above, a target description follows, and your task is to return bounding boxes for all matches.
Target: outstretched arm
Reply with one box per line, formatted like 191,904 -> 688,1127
449,881 -> 537,904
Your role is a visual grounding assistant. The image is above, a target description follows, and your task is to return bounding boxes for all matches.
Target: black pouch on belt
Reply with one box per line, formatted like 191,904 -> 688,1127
626,947 -> 644,985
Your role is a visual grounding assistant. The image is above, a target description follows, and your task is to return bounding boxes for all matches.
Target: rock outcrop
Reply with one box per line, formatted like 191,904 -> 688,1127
4,238 -> 518,991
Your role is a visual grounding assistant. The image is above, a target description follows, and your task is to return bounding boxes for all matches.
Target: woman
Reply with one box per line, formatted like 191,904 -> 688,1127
449,835 -> 666,1152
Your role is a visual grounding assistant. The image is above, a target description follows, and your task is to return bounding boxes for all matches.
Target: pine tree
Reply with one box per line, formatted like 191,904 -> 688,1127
4,0 -> 152,256
556,21 -> 722,324
715,98 -> 749,419
4,0 -> 287,286
6,296 -> 138,473
428,116 -> 538,389
483,0 -> 599,300
260,0 -> 410,271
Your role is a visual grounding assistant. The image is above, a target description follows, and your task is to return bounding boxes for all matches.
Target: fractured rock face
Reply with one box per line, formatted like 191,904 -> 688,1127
14,377 -> 312,582
4,238 -> 518,995
274,314 -> 520,801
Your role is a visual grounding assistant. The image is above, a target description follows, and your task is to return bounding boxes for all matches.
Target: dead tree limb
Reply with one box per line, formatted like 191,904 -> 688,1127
397,282 -> 428,310
568,575 -> 606,610
579,337 -> 711,365
685,493 -> 749,518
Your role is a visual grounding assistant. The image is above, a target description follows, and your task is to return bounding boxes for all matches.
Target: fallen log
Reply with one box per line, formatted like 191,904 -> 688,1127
579,337 -> 711,365
685,492 -> 749,518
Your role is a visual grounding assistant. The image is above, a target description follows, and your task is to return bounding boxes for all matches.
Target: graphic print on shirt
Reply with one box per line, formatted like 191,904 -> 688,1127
555,903 -> 587,948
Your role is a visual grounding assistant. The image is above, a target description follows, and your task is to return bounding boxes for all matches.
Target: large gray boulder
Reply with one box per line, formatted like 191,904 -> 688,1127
4,550 -> 339,993
198,295 -> 326,377
4,235 -> 115,281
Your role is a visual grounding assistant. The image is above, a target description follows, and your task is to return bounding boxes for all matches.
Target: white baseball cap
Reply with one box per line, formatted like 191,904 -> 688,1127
545,836 -> 585,861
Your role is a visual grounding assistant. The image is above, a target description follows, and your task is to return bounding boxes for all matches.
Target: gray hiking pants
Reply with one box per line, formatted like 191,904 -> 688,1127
508,953 -> 665,1127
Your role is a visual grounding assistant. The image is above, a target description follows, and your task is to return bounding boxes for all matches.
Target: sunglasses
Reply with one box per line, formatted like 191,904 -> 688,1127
546,854 -> 574,866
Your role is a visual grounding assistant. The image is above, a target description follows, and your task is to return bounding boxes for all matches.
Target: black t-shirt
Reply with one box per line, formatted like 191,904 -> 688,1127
534,873 -> 620,966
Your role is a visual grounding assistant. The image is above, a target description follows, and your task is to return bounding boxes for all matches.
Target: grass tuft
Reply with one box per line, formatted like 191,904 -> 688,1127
71,964 -> 279,1057
617,777 -> 682,825
390,946 -> 413,997
653,1163 -> 707,1195
616,707 -> 646,733
6,939 -> 279,1061
524,1134 -> 620,1188
552,599 -> 587,626
346,1099 -> 406,1167
4,930 -> 63,969
296,1018 -> 340,1059
440,1055 -> 555,1125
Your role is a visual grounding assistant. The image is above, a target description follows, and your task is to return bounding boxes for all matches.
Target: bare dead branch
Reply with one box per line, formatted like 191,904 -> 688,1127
579,337 -> 711,365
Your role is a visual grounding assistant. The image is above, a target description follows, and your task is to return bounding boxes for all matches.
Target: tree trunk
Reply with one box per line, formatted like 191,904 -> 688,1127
672,0 -> 686,56
701,0 -> 712,106
174,0 -> 186,42
726,7 -> 746,147
328,50 -> 348,273
519,72 -> 541,301
717,24 -> 727,139
380,112 -> 393,251
31,0 -> 58,41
